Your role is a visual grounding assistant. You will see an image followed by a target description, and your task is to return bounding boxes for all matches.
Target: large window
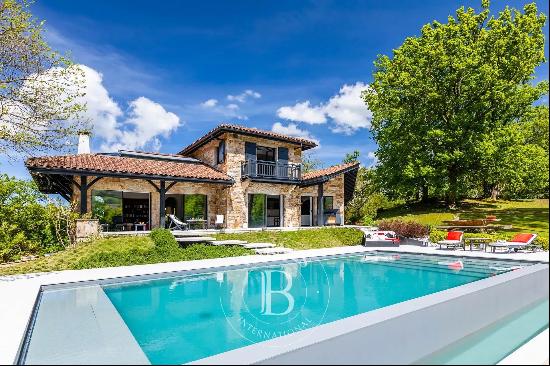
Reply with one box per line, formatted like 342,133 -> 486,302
256,146 -> 276,162
248,194 -> 266,228
92,190 -> 122,225
323,196 -> 334,213
184,194 -> 207,220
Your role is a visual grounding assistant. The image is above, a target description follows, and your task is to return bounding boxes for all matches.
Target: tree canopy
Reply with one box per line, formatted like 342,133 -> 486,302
364,1 -> 548,203
0,0 -> 86,157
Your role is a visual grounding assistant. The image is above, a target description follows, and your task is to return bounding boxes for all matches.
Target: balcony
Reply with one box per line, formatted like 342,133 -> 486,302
241,160 -> 301,181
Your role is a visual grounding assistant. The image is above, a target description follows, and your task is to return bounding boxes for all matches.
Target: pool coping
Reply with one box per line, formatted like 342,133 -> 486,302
0,245 -> 548,365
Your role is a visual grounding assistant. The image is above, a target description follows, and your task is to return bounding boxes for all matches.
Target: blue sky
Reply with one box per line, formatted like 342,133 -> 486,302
1,0 -> 548,178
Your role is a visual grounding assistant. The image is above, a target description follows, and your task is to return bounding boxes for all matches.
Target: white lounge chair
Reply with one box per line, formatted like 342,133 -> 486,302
438,231 -> 464,250
168,214 -> 188,231
214,215 -> 224,229
487,233 -> 539,253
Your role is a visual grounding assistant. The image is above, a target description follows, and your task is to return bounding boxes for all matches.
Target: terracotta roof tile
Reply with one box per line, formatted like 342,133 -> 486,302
26,154 -> 233,182
179,123 -> 318,155
302,162 -> 360,182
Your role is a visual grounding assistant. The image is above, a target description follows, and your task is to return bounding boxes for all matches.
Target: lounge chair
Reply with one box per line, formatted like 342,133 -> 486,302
487,233 -> 539,253
168,214 -> 188,231
214,215 -> 224,229
438,231 -> 464,250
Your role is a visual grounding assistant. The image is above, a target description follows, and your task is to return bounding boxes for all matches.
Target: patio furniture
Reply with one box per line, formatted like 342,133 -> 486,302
486,233 -> 539,253
134,223 -> 147,231
464,237 -> 492,251
187,218 -> 207,230
168,214 -> 189,231
214,215 -> 225,229
438,231 -> 465,250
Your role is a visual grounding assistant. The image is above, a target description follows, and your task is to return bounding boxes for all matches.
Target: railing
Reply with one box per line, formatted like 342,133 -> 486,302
241,160 -> 301,181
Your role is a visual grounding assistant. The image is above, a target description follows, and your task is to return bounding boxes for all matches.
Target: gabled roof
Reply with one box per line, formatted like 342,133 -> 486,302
26,153 -> 233,183
178,123 -> 318,155
301,162 -> 360,186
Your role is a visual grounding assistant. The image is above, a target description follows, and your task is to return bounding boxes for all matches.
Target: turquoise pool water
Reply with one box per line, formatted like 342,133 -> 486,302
97,252 -> 528,364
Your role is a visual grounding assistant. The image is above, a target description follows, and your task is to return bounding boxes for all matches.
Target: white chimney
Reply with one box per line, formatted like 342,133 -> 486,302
77,131 -> 91,154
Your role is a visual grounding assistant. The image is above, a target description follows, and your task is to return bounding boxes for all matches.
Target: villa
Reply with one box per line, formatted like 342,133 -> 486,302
25,124 -> 359,230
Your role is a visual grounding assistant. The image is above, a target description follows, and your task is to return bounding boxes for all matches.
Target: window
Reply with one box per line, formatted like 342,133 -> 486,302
217,140 -> 225,164
92,190 -> 122,224
256,146 -> 276,162
323,196 -> 334,213
184,194 -> 207,220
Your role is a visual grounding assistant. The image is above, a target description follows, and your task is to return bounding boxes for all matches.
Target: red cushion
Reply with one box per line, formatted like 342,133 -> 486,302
447,231 -> 463,241
511,233 -> 534,243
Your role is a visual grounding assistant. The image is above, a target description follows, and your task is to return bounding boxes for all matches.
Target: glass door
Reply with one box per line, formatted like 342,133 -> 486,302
301,196 -> 312,226
248,194 -> 266,228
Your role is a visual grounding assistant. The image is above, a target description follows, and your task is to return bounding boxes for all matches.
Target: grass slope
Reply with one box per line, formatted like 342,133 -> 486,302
0,236 -> 251,276
215,227 -> 364,250
378,199 -> 549,240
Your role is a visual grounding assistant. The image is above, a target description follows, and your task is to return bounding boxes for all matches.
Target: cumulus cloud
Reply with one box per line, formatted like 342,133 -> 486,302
277,101 -> 327,124
271,122 -> 319,145
77,65 -> 181,152
200,98 -> 218,108
276,82 -> 372,134
227,89 -> 261,103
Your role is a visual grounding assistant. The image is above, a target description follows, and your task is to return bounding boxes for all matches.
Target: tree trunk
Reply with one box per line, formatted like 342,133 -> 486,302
421,184 -> 429,203
447,168 -> 458,206
490,185 -> 499,201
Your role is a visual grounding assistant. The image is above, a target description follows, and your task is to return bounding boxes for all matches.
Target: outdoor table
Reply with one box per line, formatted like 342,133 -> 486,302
464,237 -> 492,251
187,219 -> 207,229
134,223 -> 147,231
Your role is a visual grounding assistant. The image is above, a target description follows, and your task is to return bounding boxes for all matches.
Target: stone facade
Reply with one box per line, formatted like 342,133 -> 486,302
71,133 -> 347,229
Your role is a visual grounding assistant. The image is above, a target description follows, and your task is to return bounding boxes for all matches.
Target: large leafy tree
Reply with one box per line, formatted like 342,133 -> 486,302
477,105 -> 549,199
0,0 -> 86,156
364,1 -> 547,204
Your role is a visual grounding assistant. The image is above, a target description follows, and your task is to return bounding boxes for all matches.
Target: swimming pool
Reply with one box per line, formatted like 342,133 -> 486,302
19,251 -> 548,364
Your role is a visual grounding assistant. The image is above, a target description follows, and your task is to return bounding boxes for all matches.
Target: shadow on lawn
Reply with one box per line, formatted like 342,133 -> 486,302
462,207 -> 549,232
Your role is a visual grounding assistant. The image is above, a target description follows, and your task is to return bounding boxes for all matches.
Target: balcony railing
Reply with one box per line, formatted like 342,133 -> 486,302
241,160 -> 301,181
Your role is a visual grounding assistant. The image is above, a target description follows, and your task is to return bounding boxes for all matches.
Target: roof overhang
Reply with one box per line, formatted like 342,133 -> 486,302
300,163 -> 360,187
179,125 -> 318,155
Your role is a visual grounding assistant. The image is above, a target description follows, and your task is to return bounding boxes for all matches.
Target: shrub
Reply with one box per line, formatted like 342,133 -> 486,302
377,219 -> 430,238
0,175 -> 74,262
149,228 -> 178,251
535,236 -> 549,250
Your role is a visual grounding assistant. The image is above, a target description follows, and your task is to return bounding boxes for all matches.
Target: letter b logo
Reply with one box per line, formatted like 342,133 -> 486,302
260,270 -> 295,316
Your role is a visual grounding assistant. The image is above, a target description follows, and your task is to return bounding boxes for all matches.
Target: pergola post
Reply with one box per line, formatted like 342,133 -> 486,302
317,182 -> 324,226
159,180 -> 166,228
80,175 -> 88,215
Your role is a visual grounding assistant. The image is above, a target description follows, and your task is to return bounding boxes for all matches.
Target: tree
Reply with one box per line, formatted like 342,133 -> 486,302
477,106 -> 549,200
343,150 -> 360,164
302,151 -> 323,173
364,1 -> 548,204
0,0 -> 86,156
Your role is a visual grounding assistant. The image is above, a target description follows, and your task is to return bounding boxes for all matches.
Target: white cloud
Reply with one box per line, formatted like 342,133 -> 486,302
271,122 -> 319,145
325,82 -> 372,134
226,103 -> 240,110
76,65 -> 181,152
227,89 -> 261,103
276,82 -> 372,134
200,98 -> 218,108
277,101 -> 327,124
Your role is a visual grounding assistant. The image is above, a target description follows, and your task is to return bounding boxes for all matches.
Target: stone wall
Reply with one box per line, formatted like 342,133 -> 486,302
73,176 -> 228,229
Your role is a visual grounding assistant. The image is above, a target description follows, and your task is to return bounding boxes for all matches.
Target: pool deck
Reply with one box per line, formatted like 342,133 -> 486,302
0,245 -> 548,365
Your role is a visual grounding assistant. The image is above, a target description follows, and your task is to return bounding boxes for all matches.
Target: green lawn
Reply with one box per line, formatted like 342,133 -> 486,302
0,228 -> 364,276
377,199 -> 549,240
215,227 -> 364,250
0,236 -> 252,276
